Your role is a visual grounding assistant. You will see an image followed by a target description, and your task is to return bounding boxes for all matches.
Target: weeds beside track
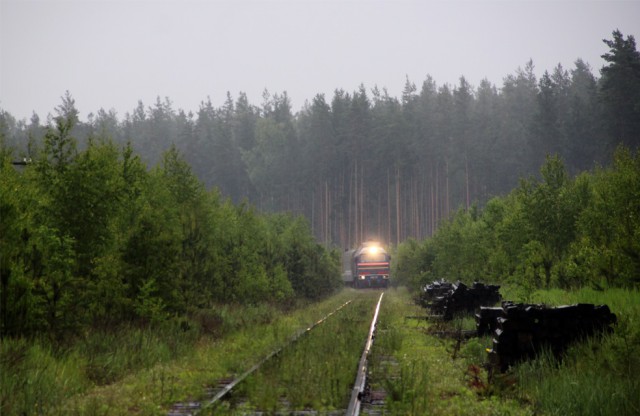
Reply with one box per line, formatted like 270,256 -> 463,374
205,291 -> 382,415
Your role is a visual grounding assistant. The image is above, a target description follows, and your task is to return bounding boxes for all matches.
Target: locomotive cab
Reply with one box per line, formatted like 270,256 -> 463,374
352,241 -> 390,288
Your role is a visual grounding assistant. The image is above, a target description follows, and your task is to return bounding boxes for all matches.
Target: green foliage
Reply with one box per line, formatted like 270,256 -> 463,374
1,101 -> 339,340
0,319 -> 201,414
397,149 -> 640,290
577,147 -> 640,286
431,207 -> 491,282
392,238 -> 434,291
277,215 -> 341,300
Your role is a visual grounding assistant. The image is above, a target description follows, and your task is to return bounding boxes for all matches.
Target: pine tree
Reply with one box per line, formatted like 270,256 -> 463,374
600,30 -> 640,149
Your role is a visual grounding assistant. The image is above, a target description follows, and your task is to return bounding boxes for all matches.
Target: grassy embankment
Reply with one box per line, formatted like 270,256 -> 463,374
370,286 -> 639,416
1,291 -> 355,415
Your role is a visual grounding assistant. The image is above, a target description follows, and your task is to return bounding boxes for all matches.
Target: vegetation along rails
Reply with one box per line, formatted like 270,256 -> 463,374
167,291 -> 384,415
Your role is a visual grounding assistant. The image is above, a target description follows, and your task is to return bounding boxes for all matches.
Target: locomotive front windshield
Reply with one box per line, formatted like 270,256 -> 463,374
359,252 -> 387,262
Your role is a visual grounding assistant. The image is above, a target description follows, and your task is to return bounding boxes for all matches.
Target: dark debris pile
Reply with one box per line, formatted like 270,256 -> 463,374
419,280 -> 502,320
417,280 -> 617,371
477,302 -> 617,372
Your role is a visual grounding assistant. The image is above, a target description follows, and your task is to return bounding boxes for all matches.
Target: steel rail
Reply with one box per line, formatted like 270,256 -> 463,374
189,298 -> 354,415
346,292 -> 384,416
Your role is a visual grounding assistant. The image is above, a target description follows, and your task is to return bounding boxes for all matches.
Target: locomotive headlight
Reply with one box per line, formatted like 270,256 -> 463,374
367,246 -> 379,255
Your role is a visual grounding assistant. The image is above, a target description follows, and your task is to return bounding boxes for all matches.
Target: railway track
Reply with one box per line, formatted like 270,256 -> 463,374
167,292 -> 385,416
346,293 -> 383,416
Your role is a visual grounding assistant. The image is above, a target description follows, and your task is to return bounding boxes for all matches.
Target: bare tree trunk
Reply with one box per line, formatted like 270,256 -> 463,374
445,160 -> 450,217
429,165 -> 434,236
339,173 -> 347,248
377,188 -> 382,240
318,182 -> 323,245
465,155 -> 470,210
387,169 -> 392,244
359,160 -> 363,244
396,166 -> 401,246
311,185 -> 316,236
348,162 -> 354,248
435,162 -> 439,232
414,176 -> 419,239
325,180 -> 330,246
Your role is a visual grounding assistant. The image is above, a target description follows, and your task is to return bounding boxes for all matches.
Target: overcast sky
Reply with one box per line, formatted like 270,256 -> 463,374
1,0 -> 639,122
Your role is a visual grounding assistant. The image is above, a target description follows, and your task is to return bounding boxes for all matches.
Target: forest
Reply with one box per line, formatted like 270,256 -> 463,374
1,30 -> 637,251
1,30 -> 640,341
0,118 -> 341,338
388,30 -> 640,293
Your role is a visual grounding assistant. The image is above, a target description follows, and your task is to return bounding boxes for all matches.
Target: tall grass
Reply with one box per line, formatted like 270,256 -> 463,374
78,321 -> 201,385
51,290 -> 355,414
373,288 -> 534,416
226,292 -> 379,413
509,287 -> 640,416
0,320 -> 199,415
0,302 -> 288,415
0,338 -> 88,415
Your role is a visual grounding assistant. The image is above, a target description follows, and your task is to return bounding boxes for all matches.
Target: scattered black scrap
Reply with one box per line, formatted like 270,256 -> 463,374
481,302 -> 617,372
419,280 -> 455,307
475,306 -> 503,336
419,280 -> 502,320
418,281 -> 617,373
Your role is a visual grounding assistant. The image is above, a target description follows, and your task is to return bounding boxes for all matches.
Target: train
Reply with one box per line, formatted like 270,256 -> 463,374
342,241 -> 391,288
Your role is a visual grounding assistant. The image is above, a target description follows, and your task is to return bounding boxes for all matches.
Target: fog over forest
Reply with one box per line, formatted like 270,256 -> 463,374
2,29 -> 640,248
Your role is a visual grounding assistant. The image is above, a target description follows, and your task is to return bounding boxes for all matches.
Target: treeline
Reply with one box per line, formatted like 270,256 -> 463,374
2,31 -> 639,248
394,149 -> 640,293
0,104 -> 341,339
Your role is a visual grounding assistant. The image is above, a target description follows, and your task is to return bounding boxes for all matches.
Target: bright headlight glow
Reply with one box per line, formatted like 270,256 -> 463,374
367,246 -> 379,255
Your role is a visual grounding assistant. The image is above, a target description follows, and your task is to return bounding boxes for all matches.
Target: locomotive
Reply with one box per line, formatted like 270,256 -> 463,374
342,241 -> 390,288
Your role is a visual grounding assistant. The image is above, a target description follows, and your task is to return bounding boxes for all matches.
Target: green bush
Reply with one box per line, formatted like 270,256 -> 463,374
396,149 -> 640,292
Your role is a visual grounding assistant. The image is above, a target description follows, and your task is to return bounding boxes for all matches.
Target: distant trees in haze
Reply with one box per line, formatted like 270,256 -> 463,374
2,30 -> 639,250
600,29 -> 640,150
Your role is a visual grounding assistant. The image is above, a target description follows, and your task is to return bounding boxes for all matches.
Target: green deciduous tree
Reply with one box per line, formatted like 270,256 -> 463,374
518,156 -> 587,287
577,147 -> 640,286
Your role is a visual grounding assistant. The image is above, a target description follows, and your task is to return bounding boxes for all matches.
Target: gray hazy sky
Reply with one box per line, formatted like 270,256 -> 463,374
1,0 -> 639,121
